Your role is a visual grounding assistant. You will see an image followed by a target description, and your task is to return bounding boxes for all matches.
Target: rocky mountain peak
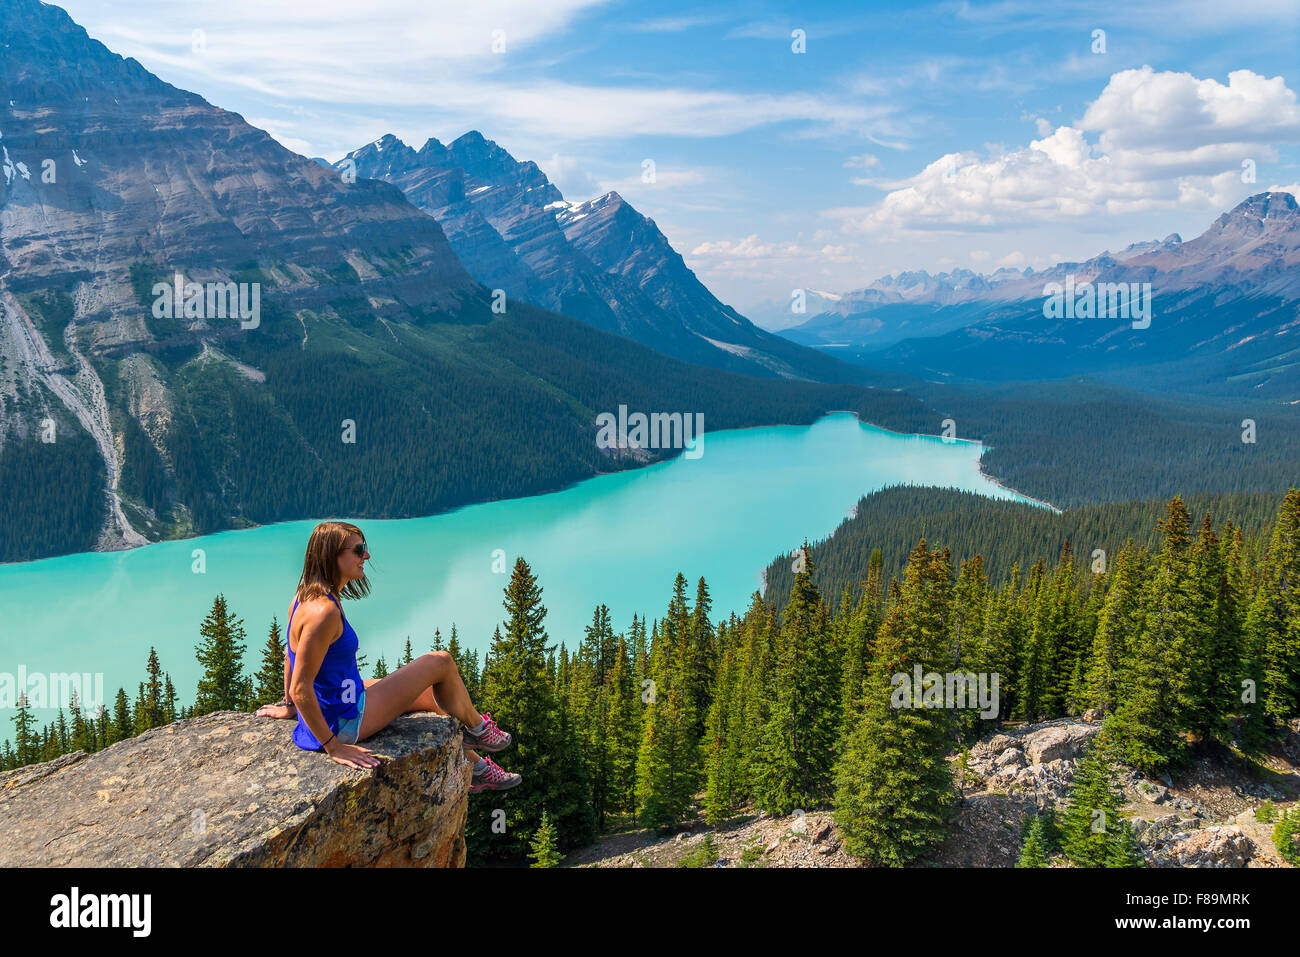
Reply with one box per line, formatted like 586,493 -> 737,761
1,0 -> 201,108
1209,190 -> 1300,238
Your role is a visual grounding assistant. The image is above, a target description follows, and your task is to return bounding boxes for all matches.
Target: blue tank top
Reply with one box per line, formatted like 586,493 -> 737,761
287,592 -> 364,751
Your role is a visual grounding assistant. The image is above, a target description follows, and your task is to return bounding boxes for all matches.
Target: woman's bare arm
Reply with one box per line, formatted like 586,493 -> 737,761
254,629 -> 298,719
282,647 -> 293,709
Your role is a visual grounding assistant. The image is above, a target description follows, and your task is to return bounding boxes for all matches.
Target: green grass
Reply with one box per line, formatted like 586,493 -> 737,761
678,834 -> 719,868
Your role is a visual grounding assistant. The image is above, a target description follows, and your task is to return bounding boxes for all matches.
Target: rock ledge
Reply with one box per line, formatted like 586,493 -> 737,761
0,711 -> 471,867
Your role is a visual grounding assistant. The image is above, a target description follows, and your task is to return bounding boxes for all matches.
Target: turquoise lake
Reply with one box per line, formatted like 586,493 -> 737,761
0,413 -> 1035,721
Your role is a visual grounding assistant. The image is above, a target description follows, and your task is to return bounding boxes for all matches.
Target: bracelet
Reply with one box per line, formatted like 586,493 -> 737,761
320,733 -> 336,750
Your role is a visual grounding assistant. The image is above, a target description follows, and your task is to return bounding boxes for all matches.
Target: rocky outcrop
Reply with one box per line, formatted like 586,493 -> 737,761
966,719 -> 1102,799
1148,826 -> 1255,868
0,711 -> 471,867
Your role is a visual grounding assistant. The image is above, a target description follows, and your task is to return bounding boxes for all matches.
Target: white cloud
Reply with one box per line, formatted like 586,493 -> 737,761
844,153 -> 881,169
1268,182 -> 1300,197
691,235 -> 800,259
829,67 -> 1300,233
627,15 -> 728,32
1081,67 -> 1300,161
60,0 -> 900,149
537,153 -> 603,200
688,234 -> 861,285
599,167 -> 713,198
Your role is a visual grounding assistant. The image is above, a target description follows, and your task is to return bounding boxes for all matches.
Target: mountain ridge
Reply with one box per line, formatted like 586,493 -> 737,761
0,0 -> 905,563
339,131 -> 868,383
776,191 -> 1300,397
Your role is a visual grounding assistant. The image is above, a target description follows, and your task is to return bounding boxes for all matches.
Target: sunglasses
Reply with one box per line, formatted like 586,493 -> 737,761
341,542 -> 369,558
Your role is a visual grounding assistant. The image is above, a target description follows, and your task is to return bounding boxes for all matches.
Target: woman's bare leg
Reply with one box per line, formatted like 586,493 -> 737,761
363,678 -> 481,762
356,652 -> 482,742
365,679 -> 439,714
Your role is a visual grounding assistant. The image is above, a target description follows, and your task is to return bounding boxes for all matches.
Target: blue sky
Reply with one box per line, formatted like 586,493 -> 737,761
54,0 -> 1300,317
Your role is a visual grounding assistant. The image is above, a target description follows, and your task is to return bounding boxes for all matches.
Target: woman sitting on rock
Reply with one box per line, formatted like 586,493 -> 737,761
255,520 -> 521,793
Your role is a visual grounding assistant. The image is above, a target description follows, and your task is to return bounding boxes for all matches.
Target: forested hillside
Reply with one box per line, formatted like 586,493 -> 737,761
763,486 -> 1283,608
859,378 -> 1300,509
10,489 -> 1299,867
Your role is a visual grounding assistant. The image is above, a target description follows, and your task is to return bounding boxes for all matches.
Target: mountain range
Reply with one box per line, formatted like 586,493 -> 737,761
336,134 -> 861,382
777,191 -> 1300,397
0,0 -> 892,563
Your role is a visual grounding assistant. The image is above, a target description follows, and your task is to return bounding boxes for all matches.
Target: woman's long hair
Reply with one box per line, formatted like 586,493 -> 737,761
296,520 -> 371,603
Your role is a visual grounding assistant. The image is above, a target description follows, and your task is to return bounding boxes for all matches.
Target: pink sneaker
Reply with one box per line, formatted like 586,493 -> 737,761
470,756 -> 522,793
462,712 -> 512,753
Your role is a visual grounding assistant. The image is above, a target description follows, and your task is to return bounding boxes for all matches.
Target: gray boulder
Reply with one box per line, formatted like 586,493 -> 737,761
0,710 -> 470,867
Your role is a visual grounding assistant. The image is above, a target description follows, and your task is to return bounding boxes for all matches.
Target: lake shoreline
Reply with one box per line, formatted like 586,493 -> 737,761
1,411 -> 1039,723
7,409 -> 1053,567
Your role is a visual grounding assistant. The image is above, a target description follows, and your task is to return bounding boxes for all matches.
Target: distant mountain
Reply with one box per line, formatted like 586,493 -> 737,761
338,134 -> 865,383
782,192 -> 1300,397
0,0 -> 901,563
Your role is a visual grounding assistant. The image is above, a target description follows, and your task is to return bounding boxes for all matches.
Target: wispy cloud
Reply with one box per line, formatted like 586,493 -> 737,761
829,67 -> 1300,233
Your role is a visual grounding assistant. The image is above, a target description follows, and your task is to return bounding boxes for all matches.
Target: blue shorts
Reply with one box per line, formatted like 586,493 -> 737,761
336,689 -> 367,745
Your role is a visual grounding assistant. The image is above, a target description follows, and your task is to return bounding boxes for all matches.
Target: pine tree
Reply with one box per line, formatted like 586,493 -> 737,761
11,693 -> 38,766
1017,561 -> 1048,720
834,542 -> 957,865
55,708 -> 69,754
703,635 -> 743,824
162,675 -> 178,723
1017,815 -> 1050,867
132,682 -> 148,735
194,594 -> 249,715
470,557 -> 594,858
1062,735 -> 1125,866
839,551 -> 883,735
950,554 -> 989,738
604,637 -> 639,817
1105,819 -> 1145,868
1081,545 -> 1142,714
572,605 -> 613,825
753,547 -> 840,815
1273,806 -> 1300,866
529,811 -> 562,868
253,619 -> 286,707
402,637 -> 414,667
1182,517 -> 1241,742
109,687 -> 133,745
136,647 -> 167,729
1245,490 -> 1300,730
635,582 -> 697,827
689,577 -> 716,740
68,689 -> 91,755
980,569 -> 1024,726
1107,500 -> 1204,772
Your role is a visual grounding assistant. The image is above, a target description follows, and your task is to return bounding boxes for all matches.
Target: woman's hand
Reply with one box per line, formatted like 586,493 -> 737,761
255,700 -> 297,719
325,742 -> 382,769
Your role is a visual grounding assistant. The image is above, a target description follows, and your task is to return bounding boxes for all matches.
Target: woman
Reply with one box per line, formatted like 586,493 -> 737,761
255,520 -> 521,793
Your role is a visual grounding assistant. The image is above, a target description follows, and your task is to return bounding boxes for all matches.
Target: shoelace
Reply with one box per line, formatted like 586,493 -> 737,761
476,714 -> 504,740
